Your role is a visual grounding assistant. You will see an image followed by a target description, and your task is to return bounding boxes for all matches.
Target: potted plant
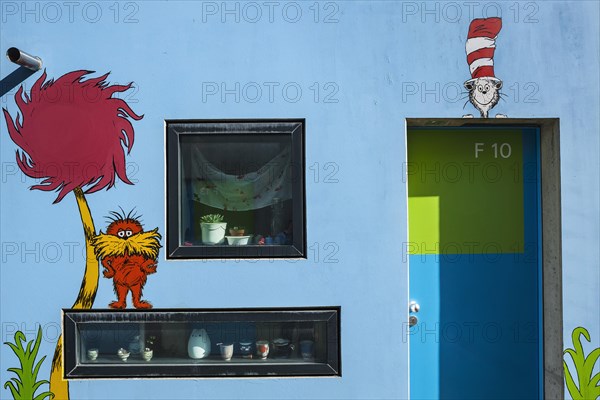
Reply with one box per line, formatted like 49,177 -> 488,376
200,214 -> 227,245
145,335 -> 157,350
143,335 -> 157,361
142,347 -> 153,361
229,226 -> 246,236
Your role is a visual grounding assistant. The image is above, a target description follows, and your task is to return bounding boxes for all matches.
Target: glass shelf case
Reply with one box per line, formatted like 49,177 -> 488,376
63,308 -> 340,378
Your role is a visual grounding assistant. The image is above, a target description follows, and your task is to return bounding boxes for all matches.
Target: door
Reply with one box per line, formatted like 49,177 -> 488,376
407,126 -> 542,399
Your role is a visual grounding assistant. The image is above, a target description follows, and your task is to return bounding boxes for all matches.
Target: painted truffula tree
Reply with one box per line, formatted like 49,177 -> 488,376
2,70 -> 143,400
463,17 -> 507,118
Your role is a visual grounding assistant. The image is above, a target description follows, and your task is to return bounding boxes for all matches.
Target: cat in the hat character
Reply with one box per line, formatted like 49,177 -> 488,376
463,17 -> 507,118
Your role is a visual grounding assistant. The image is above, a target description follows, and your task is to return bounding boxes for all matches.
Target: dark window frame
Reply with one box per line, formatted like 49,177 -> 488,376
63,307 -> 340,379
166,119 -> 306,259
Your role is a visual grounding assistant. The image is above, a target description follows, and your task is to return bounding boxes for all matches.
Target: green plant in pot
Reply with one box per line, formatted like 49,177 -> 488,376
200,214 -> 227,245
145,335 -> 157,352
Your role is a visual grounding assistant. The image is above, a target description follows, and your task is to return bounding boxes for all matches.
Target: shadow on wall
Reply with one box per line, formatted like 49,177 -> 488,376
0,66 -> 36,97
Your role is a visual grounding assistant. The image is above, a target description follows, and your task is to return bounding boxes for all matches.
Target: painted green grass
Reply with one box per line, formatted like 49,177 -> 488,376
3,327 -> 54,400
564,327 -> 600,400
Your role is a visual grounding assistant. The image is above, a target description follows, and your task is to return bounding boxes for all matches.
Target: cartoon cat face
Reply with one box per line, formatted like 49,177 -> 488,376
465,77 -> 502,117
465,77 -> 502,105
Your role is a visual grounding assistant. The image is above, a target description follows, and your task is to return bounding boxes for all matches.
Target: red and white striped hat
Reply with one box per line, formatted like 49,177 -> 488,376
465,17 -> 502,82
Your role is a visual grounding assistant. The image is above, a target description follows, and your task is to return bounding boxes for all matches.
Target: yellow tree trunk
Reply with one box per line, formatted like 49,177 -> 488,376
49,188 -> 99,400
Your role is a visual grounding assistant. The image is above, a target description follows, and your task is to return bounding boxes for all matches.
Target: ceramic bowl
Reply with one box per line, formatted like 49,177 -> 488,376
87,348 -> 98,361
226,235 -> 251,245
117,348 -> 130,361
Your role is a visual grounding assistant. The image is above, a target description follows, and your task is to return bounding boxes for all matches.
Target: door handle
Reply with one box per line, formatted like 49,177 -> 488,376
409,301 -> 420,313
409,301 -> 420,327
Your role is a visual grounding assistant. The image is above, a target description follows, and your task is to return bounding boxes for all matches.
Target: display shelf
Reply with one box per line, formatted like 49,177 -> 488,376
82,356 -> 320,365
63,308 -> 340,378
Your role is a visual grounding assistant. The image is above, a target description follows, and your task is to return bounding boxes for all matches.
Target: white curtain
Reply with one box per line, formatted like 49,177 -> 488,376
188,144 -> 292,211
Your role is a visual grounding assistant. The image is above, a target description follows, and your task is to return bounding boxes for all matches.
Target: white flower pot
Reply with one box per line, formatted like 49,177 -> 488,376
201,222 -> 227,245
142,349 -> 153,361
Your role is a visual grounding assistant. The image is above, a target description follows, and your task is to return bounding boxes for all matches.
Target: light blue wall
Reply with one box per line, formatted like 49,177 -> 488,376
1,1 -> 598,399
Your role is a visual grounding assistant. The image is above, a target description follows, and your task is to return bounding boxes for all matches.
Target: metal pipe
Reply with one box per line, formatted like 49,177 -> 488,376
6,47 -> 42,71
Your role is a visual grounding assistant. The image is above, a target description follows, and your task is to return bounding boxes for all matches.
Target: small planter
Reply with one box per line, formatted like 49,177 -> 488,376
142,348 -> 153,361
201,222 -> 227,245
229,227 -> 246,236
226,235 -> 251,245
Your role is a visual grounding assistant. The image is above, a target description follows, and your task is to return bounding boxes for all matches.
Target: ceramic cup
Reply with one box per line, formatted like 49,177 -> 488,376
218,343 -> 234,361
142,349 -> 153,361
239,341 -> 253,359
299,340 -> 314,360
256,340 -> 269,359
87,348 -> 98,361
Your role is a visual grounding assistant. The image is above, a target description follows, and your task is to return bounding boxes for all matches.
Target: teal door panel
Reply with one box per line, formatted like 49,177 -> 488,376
408,127 -> 542,399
